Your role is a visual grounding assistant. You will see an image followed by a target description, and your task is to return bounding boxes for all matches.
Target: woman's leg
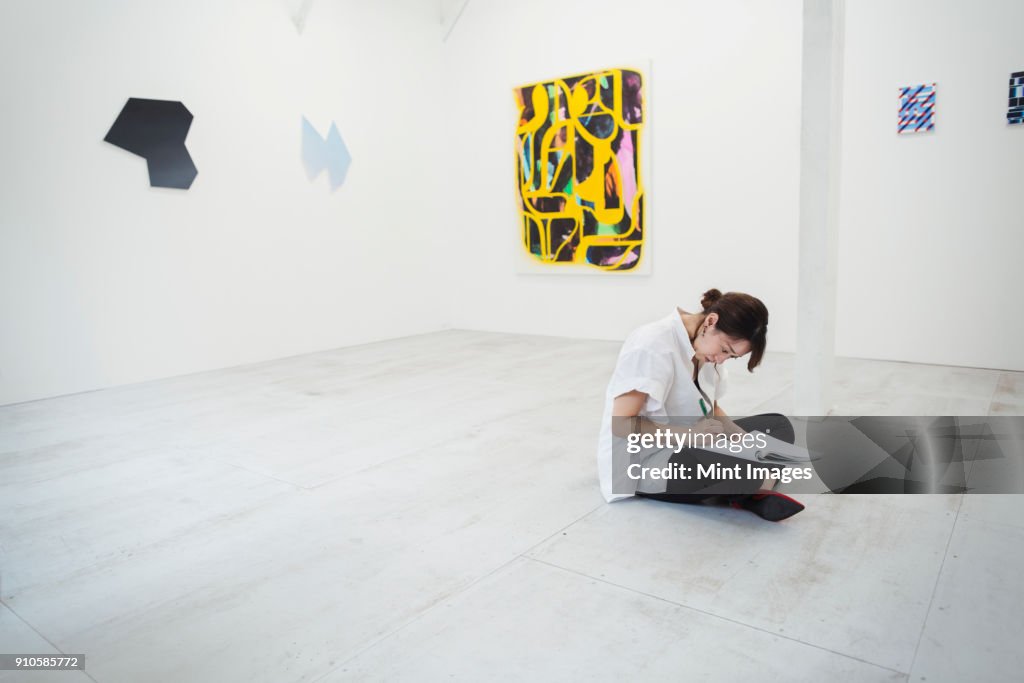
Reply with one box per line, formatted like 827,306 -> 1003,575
732,413 -> 796,489
635,414 -> 798,509
732,413 -> 796,445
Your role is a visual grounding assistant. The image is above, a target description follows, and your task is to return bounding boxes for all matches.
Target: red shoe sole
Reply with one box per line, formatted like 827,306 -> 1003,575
740,491 -> 805,522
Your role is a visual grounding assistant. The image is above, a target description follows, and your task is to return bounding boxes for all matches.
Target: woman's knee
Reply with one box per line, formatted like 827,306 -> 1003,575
736,413 -> 795,444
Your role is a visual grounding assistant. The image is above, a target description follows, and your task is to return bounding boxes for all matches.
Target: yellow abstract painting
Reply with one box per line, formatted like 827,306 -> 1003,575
514,68 -> 645,271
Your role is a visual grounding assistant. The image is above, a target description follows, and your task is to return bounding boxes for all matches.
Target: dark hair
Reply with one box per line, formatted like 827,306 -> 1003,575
700,288 -> 768,371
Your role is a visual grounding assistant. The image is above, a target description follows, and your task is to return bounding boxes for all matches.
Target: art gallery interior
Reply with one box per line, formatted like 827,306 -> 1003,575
1,0 -> 1022,681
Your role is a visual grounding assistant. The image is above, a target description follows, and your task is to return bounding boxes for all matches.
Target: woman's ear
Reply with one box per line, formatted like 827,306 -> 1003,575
705,312 -> 718,328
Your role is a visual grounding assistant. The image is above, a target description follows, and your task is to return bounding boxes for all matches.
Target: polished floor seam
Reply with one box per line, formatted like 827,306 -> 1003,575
307,501 -> 607,682
906,493 -> 966,679
525,556 -> 911,677
0,601 -> 102,683
199,456 -> 309,491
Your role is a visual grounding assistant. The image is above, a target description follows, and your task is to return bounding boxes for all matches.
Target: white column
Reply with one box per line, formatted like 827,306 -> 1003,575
795,0 -> 844,415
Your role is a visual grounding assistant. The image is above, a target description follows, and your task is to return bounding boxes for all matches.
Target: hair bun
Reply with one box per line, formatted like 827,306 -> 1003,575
701,288 -> 723,312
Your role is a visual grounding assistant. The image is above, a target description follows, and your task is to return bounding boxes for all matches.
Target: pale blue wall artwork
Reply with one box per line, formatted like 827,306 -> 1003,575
301,117 -> 351,191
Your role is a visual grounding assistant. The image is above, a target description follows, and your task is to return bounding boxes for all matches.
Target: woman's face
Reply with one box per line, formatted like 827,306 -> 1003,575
694,314 -> 751,365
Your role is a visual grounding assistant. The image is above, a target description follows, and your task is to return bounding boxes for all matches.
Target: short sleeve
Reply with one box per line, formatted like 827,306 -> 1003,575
608,348 -> 674,414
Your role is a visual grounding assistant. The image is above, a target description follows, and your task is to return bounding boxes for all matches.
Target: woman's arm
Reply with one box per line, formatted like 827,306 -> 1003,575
612,391 -> 724,439
611,391 -> 647,438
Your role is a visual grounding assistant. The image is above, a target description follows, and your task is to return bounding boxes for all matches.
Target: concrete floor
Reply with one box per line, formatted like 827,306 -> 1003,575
1,330 -> 1022,682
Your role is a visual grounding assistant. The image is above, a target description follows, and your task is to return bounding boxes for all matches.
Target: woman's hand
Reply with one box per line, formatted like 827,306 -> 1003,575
707,403 -> 748,437
690,417 -> 726,436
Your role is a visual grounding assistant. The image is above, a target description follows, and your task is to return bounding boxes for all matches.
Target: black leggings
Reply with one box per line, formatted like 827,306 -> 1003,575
635,413 -> 796,504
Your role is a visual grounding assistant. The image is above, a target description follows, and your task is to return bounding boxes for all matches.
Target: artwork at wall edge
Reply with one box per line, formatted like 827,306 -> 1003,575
1008,71 -> 1024,125
514,67 -> 646,273
897,83 -> 936,135
104,98 -> 198,190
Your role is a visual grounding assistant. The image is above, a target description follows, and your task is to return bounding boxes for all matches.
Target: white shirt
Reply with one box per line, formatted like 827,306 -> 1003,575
596,308 -> 729,502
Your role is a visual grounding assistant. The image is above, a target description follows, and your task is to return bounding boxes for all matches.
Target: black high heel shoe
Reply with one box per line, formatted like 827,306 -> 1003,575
729,490 -> 805,522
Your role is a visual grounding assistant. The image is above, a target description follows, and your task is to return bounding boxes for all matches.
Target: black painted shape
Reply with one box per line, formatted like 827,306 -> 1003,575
104,98 -> 198,189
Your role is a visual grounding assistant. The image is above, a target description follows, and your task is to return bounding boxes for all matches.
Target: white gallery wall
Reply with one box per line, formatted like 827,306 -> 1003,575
0,0 -> 446,405
3,0 -> 1022,406
442,0 -> 1023,372
438,0 -> 804,351
837,0 -> 1024,371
